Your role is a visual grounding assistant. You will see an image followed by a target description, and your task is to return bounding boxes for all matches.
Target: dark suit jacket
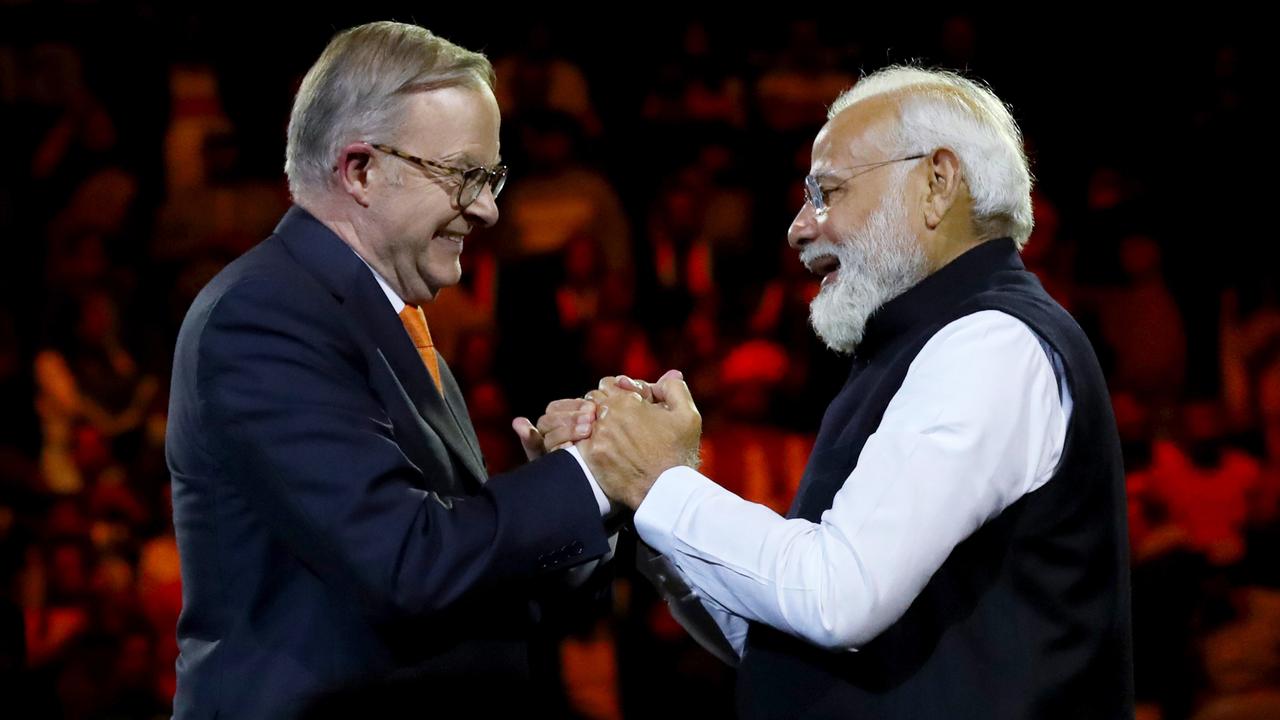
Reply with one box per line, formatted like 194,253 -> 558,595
166,206 -> 610,719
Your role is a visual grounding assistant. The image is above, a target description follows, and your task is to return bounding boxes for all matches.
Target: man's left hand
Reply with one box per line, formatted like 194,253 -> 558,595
578,372 -> 702,510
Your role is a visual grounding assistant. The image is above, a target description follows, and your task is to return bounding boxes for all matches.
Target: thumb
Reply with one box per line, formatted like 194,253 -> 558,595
512,416 -> 544,461
648,369 -> 685,404
655,374 -> 697,415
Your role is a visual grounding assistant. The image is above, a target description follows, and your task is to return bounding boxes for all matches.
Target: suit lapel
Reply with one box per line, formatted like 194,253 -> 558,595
436,356 -> 488,483
275,206 -> 487,489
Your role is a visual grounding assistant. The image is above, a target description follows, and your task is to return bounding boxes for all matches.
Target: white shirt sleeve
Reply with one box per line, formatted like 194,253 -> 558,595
632,310 -> 1070,651
559,446 -> 616,587
567,444 -> 613,516
700,591 -> 751,658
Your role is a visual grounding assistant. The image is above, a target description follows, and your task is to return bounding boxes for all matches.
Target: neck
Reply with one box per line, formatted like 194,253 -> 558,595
927,232 -> 985,274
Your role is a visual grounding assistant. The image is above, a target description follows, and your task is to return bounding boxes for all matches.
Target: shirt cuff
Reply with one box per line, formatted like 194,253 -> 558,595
633,465 -> 712,557
566,445 -> 611,516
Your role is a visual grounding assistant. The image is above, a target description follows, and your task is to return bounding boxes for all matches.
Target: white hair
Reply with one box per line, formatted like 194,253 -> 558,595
284,21 -> 495,206
828,66 -> 1034,247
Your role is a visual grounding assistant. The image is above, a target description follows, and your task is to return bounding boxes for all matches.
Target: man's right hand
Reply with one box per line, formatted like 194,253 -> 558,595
513,399 -> 597,461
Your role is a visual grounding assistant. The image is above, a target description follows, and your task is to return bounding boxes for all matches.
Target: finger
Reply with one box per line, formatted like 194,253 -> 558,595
593,377 -> 647,401
543,425 -> 588,448
511,417 -> 544,461
614,375 -> 655,402
536,406 -> 595,436
543,410 -> 596,445
546,398 -> 593,415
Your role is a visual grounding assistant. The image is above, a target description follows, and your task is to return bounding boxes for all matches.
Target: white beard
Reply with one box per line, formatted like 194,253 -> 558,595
803,190 -> 928,355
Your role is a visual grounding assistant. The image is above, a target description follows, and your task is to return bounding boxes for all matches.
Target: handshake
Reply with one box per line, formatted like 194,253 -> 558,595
512,370 -> 702,510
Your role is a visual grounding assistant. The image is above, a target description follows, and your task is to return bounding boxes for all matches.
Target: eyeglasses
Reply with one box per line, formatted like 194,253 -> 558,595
368,142 -> 508,209
802,153 -> 927,217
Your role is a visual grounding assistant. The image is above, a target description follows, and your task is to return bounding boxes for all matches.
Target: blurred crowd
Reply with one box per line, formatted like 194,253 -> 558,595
0,6 -> 1271,719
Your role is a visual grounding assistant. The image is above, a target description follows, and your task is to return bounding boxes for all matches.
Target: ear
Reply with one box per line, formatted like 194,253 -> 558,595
334,142 -> 375,208
923,148 -> 964,230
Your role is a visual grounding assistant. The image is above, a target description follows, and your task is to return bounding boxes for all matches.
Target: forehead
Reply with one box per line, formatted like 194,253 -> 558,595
398,85 -> 501,164
809,94 -> 898,177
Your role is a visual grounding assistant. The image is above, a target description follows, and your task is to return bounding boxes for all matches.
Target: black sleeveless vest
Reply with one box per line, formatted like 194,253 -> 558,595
737,239 -> 1134,719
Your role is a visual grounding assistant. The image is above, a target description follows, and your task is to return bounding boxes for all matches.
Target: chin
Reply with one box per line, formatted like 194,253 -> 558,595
425,267 -> 463,294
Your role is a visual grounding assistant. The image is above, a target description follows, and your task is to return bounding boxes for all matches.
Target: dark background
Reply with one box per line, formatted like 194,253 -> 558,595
0,5 -> 1273,718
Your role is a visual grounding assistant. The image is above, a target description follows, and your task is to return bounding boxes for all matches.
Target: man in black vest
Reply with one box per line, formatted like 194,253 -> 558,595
565,66 -> 1134,719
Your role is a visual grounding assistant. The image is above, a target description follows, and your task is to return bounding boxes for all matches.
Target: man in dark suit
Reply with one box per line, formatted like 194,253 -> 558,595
166,21 -> 611,719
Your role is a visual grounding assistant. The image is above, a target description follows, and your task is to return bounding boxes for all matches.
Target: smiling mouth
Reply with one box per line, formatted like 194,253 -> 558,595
804,254 -> 841,286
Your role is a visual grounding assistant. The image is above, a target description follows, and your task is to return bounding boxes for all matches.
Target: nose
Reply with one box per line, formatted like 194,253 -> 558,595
787,202 -> 819,251
464,182 -> 500,228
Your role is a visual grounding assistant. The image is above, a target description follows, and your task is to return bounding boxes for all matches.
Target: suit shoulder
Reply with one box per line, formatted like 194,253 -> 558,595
183,236 -> 342,331
172,235 -> 353,382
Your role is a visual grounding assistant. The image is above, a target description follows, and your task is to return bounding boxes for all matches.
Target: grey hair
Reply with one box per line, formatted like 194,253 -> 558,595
284,21 -> 495,205
829,66 -> 1034,247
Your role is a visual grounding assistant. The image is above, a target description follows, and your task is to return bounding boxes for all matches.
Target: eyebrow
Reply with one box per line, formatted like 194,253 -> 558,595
807,160 -> 844,183
442,152 -> 502,168
810,154 -> 880,185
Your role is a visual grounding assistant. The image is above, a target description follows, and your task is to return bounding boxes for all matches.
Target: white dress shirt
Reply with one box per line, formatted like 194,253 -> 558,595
630,310 -> 1073,656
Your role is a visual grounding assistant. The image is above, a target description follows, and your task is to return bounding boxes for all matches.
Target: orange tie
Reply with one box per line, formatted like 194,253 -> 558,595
399,305 -> 443,394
